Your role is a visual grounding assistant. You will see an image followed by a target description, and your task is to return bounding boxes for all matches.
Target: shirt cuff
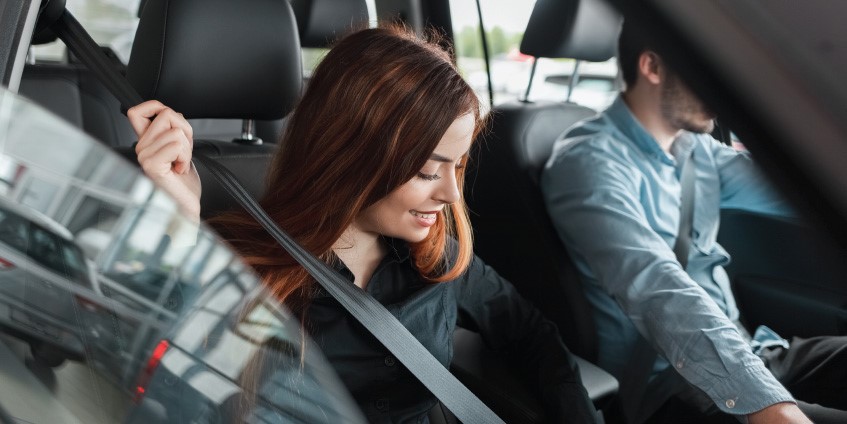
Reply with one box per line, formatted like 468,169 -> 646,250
695,362 -> 794,415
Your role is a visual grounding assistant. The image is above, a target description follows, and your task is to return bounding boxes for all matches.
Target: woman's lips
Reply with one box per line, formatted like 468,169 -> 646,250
410,210 -> 438,227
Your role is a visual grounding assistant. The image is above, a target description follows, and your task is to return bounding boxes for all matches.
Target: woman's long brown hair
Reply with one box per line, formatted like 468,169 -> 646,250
208,25 -> 483,312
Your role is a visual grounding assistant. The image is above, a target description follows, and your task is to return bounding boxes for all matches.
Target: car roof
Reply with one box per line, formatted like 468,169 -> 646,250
0,195 -> 75,241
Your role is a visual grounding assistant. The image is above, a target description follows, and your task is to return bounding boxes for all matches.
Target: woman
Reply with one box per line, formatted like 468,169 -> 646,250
129,25 -> 597,423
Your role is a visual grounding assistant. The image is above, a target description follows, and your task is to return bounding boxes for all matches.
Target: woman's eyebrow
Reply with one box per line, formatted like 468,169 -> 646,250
429,153 -> 453,162
429,152 -> 469,162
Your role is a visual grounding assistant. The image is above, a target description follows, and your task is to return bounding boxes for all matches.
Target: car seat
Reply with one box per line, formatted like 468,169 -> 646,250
466,0 -> 620,365
120,0 -> 366,219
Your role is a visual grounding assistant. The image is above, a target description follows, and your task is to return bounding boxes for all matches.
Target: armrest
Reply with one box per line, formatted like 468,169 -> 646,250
450,328 -> 618,423
574,356 -> 618,405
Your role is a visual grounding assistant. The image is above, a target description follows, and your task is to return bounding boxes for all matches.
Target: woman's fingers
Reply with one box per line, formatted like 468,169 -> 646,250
128,101 -> 200,220
127,100 -> 167,137
132,104 -> 194,155
137,128 -> 193,178
133,105 -> 195,180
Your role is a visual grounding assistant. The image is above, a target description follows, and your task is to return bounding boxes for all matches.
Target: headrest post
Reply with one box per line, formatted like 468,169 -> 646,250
566,60 -> 582,103
522,57 -> 538,103
234,119 -> 263,145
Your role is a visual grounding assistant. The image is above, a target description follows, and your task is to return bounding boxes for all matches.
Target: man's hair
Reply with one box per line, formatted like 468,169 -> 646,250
617,18 -> 657,89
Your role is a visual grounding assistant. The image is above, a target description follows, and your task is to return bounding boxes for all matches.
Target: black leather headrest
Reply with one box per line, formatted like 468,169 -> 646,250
520,0 -> 621,61
127,0 -> 302,120
291,0 -> 369,48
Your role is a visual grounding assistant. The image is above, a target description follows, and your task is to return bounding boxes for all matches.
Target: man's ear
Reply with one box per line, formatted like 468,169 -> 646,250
638,51 -> 663,86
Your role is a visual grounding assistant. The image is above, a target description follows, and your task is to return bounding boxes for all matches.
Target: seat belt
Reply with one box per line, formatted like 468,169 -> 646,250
47,9 -> 505,423
673,145 -> 697,271
193,155 -> 506,424
619,145 -> 696,424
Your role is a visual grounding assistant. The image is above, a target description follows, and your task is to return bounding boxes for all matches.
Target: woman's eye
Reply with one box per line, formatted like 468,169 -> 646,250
417,172 -> 441,181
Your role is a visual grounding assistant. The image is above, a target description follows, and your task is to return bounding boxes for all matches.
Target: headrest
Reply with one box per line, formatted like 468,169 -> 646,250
127,0 -> 302,120
520,0 -> 621,61
291,0 -> 369,48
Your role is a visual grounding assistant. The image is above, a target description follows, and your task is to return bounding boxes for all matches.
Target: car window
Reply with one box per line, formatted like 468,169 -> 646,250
0,86 -> 363,423
32,224 -> 89,284
0,209 -> 29,252
31,0 -> 141,63
450,0 -> 618,109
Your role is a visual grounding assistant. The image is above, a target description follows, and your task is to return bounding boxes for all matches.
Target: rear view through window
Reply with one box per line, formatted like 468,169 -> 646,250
0,88 -> 363,423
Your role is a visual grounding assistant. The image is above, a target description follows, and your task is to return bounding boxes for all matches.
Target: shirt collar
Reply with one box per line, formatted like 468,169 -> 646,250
317,237 -> 411,299
328,236 -> 411,275
382,236 -> 412,263
605,94 -> 676,166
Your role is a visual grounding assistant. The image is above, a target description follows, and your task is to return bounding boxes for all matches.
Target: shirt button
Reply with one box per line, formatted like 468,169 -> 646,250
675,360 -> 684,369
725,399 -> 736,409
384,356 -> 396,367
375,398 -> 388,411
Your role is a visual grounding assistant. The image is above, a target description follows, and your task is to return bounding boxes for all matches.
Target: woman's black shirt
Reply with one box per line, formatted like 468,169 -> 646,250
303,238 -> 596,423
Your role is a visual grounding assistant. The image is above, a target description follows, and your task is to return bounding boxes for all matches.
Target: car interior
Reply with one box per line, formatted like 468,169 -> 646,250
16,0 -> 622,421
1,0 -> 846,422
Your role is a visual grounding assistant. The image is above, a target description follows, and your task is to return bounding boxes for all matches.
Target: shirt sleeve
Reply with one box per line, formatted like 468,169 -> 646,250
541,142 -> 794,415
706,136 -> 794,216
454,256 -> 599,423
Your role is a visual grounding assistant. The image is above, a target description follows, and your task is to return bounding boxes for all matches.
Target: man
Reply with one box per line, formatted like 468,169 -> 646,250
541,19 -> 847,424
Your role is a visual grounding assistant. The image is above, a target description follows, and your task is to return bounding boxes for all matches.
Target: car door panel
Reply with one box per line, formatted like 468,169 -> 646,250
718,208 -> 847,337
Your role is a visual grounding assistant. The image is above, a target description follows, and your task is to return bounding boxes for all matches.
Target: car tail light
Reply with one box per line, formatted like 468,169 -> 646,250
134,339 -> 170,404
74,295 -> 104,313
0,257 -> 14,270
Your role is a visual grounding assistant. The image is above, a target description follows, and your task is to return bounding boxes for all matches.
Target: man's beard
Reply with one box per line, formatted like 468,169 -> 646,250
661,74 -> 715,134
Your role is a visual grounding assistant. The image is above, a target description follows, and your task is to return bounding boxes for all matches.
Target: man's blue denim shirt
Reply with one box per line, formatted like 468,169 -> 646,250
541,95 -> 795,415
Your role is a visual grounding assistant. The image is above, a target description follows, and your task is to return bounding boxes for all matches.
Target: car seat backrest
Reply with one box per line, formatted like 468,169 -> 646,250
19,31 -> 139,148
465,0 -> 621,362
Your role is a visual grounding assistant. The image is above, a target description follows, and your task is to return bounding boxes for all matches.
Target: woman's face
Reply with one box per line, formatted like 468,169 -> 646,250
355,113 -> 475,242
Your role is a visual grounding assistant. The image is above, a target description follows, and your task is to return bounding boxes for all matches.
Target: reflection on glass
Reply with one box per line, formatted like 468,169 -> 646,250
0,87 -> 363,422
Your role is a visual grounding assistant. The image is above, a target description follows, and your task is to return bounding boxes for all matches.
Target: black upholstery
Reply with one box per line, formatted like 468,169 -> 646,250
450,328 -> 618,422
114,141 -> 276,220
520,0 -> 621,60
468,101 -> 597,360
128,0 -> 302,120
120,0 -> 305,217
20,63 -> 138,147
292,0 -> 369,48
22,2 -> 138,147
465,0 -> 620,363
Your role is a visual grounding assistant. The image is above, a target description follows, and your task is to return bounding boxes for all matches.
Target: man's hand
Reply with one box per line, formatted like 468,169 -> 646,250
748,402 -> 811,424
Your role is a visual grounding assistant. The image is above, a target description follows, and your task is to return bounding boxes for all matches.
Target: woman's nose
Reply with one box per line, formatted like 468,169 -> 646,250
435,171 -> 461,204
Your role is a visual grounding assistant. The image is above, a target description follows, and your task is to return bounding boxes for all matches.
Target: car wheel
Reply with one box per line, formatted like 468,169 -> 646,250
30,342 -> 67,368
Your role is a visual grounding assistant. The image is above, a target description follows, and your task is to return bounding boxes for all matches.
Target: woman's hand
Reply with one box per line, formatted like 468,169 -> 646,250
128,100 -> 201,221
